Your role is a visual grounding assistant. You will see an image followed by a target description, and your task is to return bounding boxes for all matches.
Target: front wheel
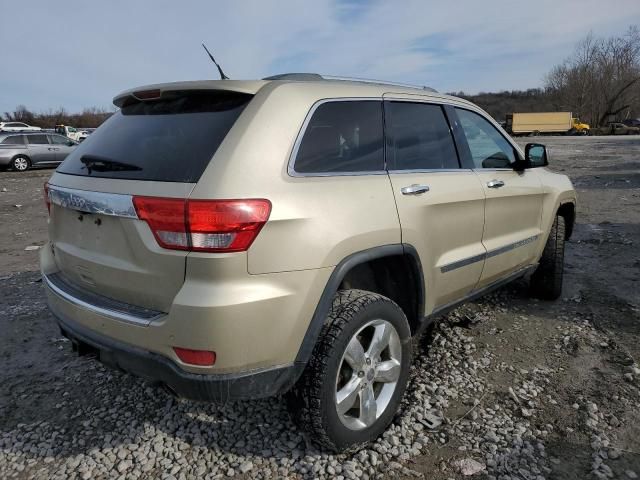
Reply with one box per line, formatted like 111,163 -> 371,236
12,155 -> 30,172
286,289 -> 412,452
530,215 -> 566,300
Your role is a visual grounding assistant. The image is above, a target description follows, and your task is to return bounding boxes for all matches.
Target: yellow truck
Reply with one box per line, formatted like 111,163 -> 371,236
506,112 -> 590,136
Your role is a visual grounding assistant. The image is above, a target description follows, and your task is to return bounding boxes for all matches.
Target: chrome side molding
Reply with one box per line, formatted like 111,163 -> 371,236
440,234 -> 540,273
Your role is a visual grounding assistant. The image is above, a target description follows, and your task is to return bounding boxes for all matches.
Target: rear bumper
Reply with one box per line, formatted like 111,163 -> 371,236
52,305 -> 303,402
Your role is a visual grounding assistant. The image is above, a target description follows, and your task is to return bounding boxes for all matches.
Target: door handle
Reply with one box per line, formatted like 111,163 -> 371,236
48,147 -> 55,151
401,184 -> 430,195
487,180 -> 505,188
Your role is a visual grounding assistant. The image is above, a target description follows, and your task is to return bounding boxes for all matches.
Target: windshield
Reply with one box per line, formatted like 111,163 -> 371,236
57,90 -> 253,182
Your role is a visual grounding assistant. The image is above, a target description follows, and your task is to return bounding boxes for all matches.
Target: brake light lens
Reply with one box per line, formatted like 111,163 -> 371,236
44,182 -> 50,214
132,89 -> 162,100
173,347 -> 216,366
132,197 -> 188,250
132,197 -> 271,253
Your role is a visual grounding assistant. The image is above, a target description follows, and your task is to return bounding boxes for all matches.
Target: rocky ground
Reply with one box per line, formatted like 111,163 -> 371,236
0,136 -> 639,479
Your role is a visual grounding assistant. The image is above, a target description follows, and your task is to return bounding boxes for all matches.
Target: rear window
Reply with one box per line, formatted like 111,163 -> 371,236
293,100 -> 384,174
57,90 -> 252,182
1,135 -> 24,145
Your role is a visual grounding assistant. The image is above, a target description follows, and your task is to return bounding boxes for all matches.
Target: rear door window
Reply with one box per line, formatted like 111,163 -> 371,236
385,102 -> 459,170
293,100 -> 384,174
57,90 -> 253,182
27,134 -> 50,145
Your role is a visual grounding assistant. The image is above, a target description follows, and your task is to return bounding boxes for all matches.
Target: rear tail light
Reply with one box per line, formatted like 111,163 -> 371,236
44,182 -> 50,214
173,347 -> 216,366
132,197 -> 271,253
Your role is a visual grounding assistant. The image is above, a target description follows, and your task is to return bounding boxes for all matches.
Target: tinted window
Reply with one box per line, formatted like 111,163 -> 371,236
386,102 -> 459,170
27,134 -> 49,145
1,135 -> 24,145
294,101 -> 383,173
456,108 -> 516,169
50,135 -> 70,145
57,90 -> 252,182
7,123 -> 26,128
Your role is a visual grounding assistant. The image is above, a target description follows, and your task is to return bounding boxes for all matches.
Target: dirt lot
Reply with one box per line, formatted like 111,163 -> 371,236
0,136 -> 639,479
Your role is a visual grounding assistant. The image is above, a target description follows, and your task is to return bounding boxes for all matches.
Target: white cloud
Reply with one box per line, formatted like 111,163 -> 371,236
1,0 -> 639,112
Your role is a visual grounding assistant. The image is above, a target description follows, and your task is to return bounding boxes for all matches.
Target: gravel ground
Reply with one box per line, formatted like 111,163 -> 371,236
1,136 -> 639,479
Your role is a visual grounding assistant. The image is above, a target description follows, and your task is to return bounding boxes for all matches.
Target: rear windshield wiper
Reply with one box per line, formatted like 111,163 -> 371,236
80,155 -> 142,173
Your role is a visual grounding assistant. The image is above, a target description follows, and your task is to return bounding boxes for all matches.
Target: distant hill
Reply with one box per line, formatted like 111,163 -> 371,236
448,89 -> 558,122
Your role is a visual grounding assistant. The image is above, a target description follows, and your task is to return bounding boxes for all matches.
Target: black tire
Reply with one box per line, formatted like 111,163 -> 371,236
530,215 -> 566,300
286,289 -> 412,453
11,155 -> 31,172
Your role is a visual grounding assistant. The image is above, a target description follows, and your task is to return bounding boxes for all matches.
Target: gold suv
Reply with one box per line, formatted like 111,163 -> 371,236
41,74 -> 576,451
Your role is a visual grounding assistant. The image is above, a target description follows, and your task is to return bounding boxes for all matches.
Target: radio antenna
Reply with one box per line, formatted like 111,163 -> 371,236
201,43 -> 229,80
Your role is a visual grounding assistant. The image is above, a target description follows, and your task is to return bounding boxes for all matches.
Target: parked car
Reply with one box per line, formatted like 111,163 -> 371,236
77,128 -> 95,142
0,121 -> 42,132
0,132 -> 77,171
593,122 -> 640,135
55,125 -> 83,142
41,75 -> 576,452
622,118 -> 640,128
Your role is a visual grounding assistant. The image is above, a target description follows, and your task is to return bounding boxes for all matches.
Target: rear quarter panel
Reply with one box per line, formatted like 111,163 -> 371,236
190,82 -> 402,274
0,146 -> 25,165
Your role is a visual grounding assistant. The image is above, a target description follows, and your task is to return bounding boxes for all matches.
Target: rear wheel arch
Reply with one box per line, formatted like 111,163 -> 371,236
294,245 -> 425,367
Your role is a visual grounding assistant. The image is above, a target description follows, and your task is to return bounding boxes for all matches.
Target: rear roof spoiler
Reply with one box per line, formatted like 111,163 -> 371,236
112,80 -> 267,108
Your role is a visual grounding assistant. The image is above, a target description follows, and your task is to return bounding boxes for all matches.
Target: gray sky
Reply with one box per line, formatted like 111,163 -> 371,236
2,0 -> 640,114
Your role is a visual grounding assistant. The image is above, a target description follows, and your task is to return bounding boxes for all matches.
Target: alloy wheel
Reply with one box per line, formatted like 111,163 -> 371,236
13,158 -> 28,171
335,319 -> 402,430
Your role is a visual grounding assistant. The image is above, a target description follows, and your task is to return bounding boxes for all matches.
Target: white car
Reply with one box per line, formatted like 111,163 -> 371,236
0,122 -> 42,132
77,129 -> 94,142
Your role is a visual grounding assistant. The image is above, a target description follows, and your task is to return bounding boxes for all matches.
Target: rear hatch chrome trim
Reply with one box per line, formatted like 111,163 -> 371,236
44,272 -> 164,326
48,185 -> 138,219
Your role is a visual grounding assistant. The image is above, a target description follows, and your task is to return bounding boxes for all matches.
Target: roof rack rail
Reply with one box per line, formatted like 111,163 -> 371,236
323,75 -> 438,93
263,73 -> 324,81
0,129 -> 42,133
262,73 -> 438,93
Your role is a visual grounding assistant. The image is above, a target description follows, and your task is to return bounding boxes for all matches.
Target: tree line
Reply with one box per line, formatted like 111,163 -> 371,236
455,26 -> 640,126
452,89 -> 558,124
545,26 -> 640,127
2,105 -> 113,129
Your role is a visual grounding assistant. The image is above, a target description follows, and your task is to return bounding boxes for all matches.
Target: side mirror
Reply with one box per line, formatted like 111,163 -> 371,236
524,143 -> 549,168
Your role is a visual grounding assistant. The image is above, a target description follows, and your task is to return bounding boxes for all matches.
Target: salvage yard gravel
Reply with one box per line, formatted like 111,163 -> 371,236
1,136 -> 640,478
0,296 -> 554,479
1,277 -> 638,479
